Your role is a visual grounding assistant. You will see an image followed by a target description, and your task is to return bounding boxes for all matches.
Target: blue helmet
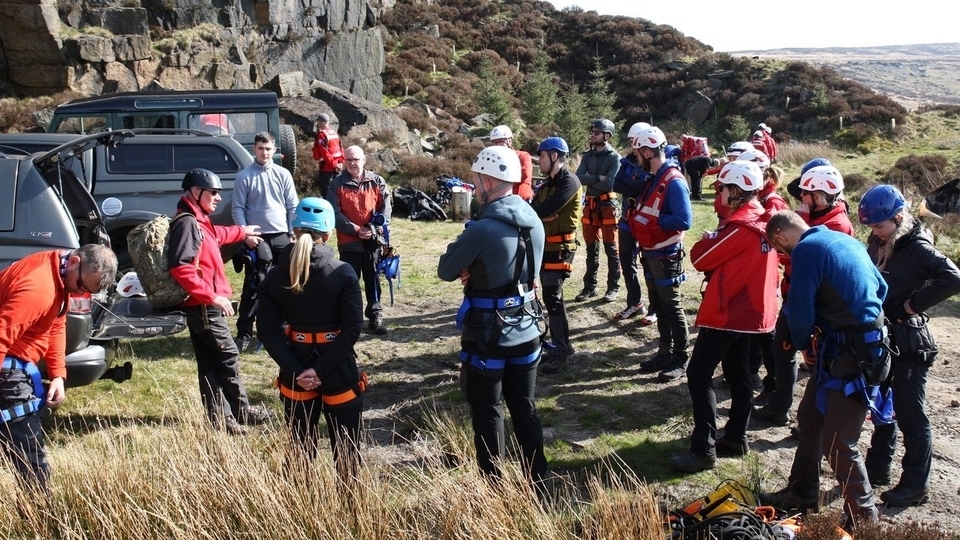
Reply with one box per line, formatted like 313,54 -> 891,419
801,158 -> 832,176
665,144 -> 682,159
537,136 -> 569,156
858,184 -> 906,225
293,197 -> 335,233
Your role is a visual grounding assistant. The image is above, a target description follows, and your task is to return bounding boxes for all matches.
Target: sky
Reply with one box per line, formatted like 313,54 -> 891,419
544,0 -> 958,52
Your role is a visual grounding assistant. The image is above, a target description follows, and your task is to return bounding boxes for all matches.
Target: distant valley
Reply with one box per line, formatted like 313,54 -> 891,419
732,42 -> 960,110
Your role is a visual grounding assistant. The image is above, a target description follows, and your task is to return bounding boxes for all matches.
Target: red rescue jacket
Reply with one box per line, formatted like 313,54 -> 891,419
691,201 -> 778,333
169,196 -> 247,306
312,127 -> 345,173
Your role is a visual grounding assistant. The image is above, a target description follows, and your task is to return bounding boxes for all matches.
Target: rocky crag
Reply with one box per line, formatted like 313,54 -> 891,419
0,0 -> 391,103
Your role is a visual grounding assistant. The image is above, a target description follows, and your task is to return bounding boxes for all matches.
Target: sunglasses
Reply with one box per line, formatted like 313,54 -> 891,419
76,259 -> 95,294
589,130 -> 603,135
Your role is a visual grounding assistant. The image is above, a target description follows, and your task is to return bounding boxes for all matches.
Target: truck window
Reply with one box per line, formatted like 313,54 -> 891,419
173,144 -> 242,174
119,114 -> 176,130
107,144 -> 173,173
187,112 -> 266,146
52,116 -> 109,135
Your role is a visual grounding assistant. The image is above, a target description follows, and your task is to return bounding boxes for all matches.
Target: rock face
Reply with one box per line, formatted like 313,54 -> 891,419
0,0 -> 384,102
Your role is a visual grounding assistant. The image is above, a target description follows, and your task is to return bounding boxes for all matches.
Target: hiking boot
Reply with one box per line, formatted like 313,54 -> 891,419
790,426 -> 801,440
219,416 -> 248,436
369,314 -> 388,335
866,468 -> 891,487
238,405 -> 270,426
715,438 -> 749,457
540,354 -> 568,374
615,301 -> 645,320
639,352 -> 674,372
639,312 -> 658,326
760,488 -> 819,512
602,288 -> 619,303
750,373 -> 763,390
753,389 -> 773,408
670,451 -> 716,473
575,288 -> 598,301
880,485 -> 929,507
658,356 -> 688,382
752,405 -> 790,426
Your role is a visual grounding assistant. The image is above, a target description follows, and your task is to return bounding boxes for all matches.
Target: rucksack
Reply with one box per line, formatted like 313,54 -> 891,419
127,213 -> 198,309
680,135 -> 710,162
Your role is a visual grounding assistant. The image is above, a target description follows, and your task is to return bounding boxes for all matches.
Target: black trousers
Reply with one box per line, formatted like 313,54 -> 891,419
462,360 -> 547,483
686,328 -> 753,456
184,305 -> 251,424
340,250 -> 382,319
865,358 -> 931,488
789,359 -> 875,520
236,233 -> 291,340
0,365 -> 48,491
644,252 -> 687,357
617,222 -> 643,306
283,395 -> 363,478
767,308 -> 800,414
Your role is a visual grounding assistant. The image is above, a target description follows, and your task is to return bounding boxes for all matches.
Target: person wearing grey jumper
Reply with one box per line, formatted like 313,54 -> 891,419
438,146 -> 548,488
231,132 -> 299,349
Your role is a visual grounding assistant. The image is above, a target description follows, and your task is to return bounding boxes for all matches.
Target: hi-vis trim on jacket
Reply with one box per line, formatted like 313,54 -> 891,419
546,232 -> 576,244
629,166 -> 686,250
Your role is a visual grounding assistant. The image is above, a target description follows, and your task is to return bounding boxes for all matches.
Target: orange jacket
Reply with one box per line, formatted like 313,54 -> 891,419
0,251 -> 68,379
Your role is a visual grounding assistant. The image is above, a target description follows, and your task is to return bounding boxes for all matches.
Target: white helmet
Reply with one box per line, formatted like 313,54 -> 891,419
799,165 -> 844,195
117,271 -> 146,297
472,146 -> 521,183
758,122 -> 771,134
736,148 -> 770,169
632,126 -> 666,150
489,125 -> 513,141
627,122 -> 651,140
726,141 -> 752,156
717,161 -> 763,192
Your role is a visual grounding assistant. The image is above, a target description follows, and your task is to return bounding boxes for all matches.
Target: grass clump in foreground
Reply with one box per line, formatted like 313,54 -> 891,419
0,400 -> 663,540
1,401 -> 954,539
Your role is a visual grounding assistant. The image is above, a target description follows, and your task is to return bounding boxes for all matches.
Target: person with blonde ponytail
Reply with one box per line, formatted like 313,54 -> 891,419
256,197 -> 365,478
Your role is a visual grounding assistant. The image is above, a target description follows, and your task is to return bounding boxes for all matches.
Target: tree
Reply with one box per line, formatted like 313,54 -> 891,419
557,84 -> 590,153
473,55 -> 517,127
521,50 -> 560,128
586,57 -> 620,130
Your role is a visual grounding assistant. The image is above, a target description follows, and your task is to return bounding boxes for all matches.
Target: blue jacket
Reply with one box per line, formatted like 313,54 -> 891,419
613,153 -> 649,230
787,226 -> 887,349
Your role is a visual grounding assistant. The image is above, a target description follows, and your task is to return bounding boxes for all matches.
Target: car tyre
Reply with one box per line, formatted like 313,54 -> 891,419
279,124 -> 297,173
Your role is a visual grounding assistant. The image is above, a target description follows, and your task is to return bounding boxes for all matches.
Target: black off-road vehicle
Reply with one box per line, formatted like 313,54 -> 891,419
47,89 -> 298,173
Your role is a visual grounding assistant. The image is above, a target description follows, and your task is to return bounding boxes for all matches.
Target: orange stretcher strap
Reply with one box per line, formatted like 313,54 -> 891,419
545,232 -> 575,244
285,326 -> 340,344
